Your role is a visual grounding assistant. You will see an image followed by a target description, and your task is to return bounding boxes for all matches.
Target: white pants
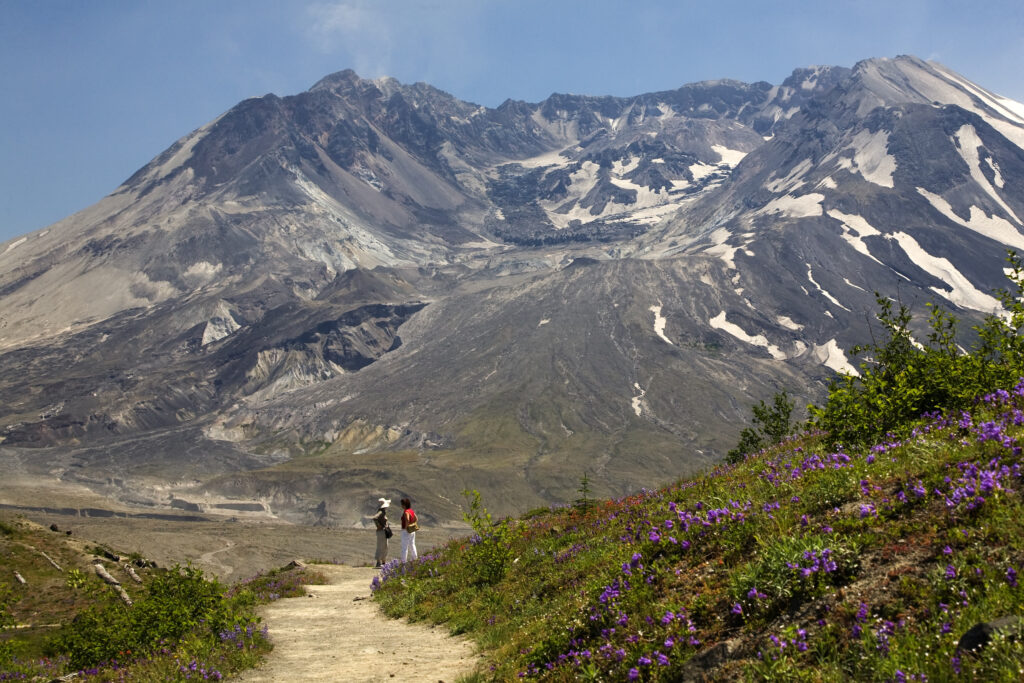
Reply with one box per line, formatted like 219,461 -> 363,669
401,530 -> 418,562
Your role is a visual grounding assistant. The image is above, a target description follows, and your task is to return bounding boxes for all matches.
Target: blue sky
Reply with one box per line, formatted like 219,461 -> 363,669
1,0 -> 1022,244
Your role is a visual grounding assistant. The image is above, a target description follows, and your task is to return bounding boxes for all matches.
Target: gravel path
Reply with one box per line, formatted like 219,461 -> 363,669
234,564 -> 479,682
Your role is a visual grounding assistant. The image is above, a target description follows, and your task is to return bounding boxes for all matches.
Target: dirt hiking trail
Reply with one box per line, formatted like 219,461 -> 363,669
235,565 -> 479,682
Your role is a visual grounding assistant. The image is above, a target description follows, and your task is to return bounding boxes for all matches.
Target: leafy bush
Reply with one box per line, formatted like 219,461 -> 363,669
51,564 -> 253,670
727,390 -> 796,463
811,251 -> 1024,446
462,489 -> 514,584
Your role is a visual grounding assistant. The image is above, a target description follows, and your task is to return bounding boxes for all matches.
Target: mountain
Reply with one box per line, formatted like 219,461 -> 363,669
2,56 -> 1023,525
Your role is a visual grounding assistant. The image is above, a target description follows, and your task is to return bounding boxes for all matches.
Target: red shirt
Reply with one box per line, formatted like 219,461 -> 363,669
402,508 -> 416,529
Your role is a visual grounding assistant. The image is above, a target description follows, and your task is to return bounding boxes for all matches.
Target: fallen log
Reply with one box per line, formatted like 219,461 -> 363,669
39,550 -> 62,572
93,562 -> 132,606
13,570 -> 26,585
122,563 -> 143,583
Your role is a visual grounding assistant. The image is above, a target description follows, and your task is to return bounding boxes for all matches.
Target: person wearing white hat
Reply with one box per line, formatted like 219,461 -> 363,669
372,497 -> 391,567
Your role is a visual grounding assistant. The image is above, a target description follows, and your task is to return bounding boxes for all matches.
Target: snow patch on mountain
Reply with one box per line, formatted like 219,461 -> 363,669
916,187 -> 1024,250
812,339 -> 858,375
827,210 -> 884,264
924,62 -> 1024,150
709,311 -> 786,360
953,124 -> 1022,225
759,193 -> 824,218
888,231 -> 1001,313
776,315 -> 803,331
650,305 -> 673,345
184,261 -> 224,285
806,264 -> 850,311
689,161 -> 721,182
703,228 -> 740,269
993,94 -> 1024,123
202,316 -> 241,346
712,145 -> 747,166
847,129 -> 897,188
765,159 -> 812,193
517,149 -> 572,169
3,237 -> 27,255
631,382 -> 646,417
986,158 -> 1005,189
542,162 -> 601,228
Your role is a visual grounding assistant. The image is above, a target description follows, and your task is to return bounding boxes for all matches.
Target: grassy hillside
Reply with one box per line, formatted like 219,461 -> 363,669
373,383 -> 1024,680
0,519 -> 323,680
374,262 -> 1024,681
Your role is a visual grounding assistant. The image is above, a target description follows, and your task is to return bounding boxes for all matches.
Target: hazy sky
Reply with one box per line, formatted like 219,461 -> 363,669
2,0 -> 1022,243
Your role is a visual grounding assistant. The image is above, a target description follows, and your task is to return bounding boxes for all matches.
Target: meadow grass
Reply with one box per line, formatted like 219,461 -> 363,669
373,384 -> 1024,680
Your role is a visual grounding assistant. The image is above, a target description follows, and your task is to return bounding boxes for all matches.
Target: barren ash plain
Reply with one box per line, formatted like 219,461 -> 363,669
0,472 -> 466,583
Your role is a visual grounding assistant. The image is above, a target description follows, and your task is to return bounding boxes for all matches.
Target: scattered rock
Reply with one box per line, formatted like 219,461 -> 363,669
49,523 -> 59,532
677,638 -> 742,681
283,559 -> 307,570
956,616 -> 1023,654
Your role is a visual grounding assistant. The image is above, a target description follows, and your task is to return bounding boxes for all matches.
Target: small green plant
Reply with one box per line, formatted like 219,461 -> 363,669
65,568 -> 87,591
575,472 -> 593,510
727,390 -> 796,463
462,489 -> 513,585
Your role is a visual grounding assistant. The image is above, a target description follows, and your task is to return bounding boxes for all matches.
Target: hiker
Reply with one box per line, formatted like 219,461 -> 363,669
400,497 -> 419,563
372,497 -> 391,567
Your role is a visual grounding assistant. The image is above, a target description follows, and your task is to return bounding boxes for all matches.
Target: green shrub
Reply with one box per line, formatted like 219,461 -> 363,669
462,489 -> 514,585
727,390 -> 796,463
50,564 -> 250,670
811,251 -> 1024,446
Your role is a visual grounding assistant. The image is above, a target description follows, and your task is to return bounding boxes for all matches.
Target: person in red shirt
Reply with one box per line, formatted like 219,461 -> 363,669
400,497 -> 419,562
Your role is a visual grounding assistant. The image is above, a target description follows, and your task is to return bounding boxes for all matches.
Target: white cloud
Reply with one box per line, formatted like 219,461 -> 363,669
302,1 -> 485,85
304,1 -> 397,75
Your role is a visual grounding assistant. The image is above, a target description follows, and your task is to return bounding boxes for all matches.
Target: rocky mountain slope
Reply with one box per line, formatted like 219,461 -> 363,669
1,56 -> 1022,524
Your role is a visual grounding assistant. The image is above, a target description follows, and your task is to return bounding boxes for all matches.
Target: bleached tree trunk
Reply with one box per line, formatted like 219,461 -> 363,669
93,562 -> 132,606
122,564 -> 143,583
39,550 -> 62,572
